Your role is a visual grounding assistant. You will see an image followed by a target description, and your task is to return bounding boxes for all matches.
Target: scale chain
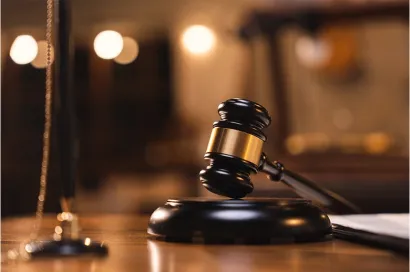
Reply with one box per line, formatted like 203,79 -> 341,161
31,0 -> 54,241
2,0 -> 54,262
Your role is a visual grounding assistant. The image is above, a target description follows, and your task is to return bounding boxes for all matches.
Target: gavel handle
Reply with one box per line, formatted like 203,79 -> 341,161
259,153 -> 361,214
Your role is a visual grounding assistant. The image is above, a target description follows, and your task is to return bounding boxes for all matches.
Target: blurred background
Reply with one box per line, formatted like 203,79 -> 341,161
1,0 -> 408,217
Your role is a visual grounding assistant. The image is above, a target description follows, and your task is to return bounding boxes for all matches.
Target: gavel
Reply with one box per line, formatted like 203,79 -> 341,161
199,98 -> 359,214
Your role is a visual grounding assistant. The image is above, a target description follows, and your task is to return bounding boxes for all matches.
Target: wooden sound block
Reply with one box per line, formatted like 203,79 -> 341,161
147,198 -> 332,244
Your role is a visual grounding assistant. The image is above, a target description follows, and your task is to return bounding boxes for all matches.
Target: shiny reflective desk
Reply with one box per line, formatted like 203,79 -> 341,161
1,215 -> 408,271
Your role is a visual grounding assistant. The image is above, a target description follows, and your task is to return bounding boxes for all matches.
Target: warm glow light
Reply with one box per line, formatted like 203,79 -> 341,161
54,226 -> 63,235
181,25 -> 215,55
114,37 -> 139,65
286,134 -> 306,155
7,250 -> 19,260
57,212 -> 74,222
84,237 -> 91,246
24,244 -> 33,253
284,218 -> 305,226
10,35 -> 38,65
363,133 -> 391,154
94,30 -> 124,60
31,40 -> 55,68
295,35 -> 331,69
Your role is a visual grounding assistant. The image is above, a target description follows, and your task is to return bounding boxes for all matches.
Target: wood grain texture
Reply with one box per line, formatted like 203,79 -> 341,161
1,215 -> 408,272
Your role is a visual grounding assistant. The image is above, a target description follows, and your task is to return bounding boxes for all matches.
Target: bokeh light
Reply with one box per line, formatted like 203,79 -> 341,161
333,108 -> 354,130
114,37 -> 139,65
181,25 -> 215,55
94,30 -> 124,60
10,35 -> 38,65
295,35 -> 331,69
363,133 -> 391,154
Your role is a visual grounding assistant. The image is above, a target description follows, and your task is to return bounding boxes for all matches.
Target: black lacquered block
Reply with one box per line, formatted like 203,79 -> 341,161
148,198 -> 332,244
25,239 -> 108,257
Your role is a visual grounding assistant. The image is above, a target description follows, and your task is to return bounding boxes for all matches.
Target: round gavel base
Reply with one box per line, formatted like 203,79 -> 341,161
148,198 -> 332,244
25,239 -> 108,257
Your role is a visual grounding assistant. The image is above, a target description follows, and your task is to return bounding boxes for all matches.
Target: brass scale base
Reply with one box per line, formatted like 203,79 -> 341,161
24,212 -> 107,258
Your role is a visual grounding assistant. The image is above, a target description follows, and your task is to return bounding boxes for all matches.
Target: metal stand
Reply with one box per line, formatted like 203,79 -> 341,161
24,212 -> 108,257
23,0 -> 109,258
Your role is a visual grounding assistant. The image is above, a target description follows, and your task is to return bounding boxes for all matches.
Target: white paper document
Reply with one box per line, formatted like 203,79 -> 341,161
328,213 -> 409,240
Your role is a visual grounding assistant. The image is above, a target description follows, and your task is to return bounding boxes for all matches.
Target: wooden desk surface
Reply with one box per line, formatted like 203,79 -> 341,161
1,215 -> 408,272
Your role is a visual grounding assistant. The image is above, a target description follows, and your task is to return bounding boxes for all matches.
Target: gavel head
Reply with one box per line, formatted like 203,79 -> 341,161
199,98 -> 271,199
